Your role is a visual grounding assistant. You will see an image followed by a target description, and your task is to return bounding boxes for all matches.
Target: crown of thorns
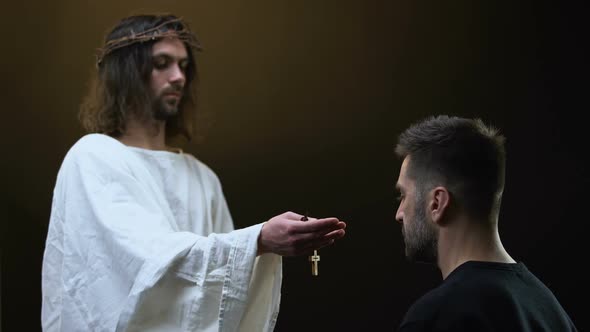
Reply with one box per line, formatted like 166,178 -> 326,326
96,17 -> 202,66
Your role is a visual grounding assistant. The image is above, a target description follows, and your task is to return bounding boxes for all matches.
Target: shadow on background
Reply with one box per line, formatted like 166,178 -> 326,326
2,1 -> 588,331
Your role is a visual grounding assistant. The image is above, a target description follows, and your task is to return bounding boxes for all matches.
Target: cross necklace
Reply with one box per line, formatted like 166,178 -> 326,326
301,215 -> 320,276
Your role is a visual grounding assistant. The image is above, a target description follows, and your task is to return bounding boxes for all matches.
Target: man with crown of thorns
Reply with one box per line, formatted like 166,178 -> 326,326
41,13 -> 346,332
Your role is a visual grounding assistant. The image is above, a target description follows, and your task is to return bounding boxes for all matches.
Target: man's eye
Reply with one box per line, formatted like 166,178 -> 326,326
154,59 -> 168,69
396,195 -> 404,202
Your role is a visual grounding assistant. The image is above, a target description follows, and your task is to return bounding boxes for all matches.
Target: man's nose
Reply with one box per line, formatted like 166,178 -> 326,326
169,64 -> 186,86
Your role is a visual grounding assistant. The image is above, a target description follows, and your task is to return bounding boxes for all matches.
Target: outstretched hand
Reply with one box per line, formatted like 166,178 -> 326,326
257,211 -> 346,256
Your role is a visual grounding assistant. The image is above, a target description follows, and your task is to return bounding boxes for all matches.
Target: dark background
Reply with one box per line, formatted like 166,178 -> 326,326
2,1 -> 588,331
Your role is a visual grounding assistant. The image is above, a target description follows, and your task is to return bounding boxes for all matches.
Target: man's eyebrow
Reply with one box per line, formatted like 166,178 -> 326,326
152,52 -> 188,61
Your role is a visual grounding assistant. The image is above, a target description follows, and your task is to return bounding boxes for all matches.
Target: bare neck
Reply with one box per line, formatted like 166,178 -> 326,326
437,215 -> 515,279
117,117 -> 169,151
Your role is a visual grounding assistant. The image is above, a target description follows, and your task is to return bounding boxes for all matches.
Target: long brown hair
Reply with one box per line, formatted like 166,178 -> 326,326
79,14 -> 200,141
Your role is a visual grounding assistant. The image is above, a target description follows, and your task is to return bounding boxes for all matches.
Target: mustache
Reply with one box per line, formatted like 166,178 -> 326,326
161,85 -> 184,95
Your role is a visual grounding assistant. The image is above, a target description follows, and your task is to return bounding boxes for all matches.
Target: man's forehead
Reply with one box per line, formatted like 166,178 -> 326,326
396,156 -> 412,191
152,38 -> 188,57
400,156 -> 411,173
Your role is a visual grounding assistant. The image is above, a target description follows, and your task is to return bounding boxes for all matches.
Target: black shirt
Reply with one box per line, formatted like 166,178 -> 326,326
399,261 -> 577,331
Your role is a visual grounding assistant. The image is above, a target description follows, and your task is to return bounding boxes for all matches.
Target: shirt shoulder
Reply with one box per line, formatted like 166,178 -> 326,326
399,263 -> 511,329
401,281 -> 453,324
63,134 -> 126,163
57,133 -> 139,186
400,262 -> 578,331
181,153 -> 223,185
57,134 -> 124,180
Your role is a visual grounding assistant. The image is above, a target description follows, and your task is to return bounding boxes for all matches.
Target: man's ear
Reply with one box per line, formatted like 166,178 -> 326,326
429,187 -> 450,225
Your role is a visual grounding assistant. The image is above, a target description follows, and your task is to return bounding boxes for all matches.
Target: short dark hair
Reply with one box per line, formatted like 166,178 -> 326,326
395,115 -> 506,222
79,14 -> 200,140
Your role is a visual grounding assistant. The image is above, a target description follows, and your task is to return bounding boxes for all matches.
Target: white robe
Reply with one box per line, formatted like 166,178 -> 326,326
41,134 -> 282,332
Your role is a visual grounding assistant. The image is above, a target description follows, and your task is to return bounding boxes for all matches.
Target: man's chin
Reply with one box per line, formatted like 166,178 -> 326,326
154,107 -> 179,121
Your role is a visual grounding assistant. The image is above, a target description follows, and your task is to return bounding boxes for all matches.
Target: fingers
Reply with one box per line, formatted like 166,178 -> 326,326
295,231 -> 345,256
266,212 -> 347,256
288,227 -> 346,256
308,229 -> 345,251
323,228 -> 346,240
294,218 -> 346,234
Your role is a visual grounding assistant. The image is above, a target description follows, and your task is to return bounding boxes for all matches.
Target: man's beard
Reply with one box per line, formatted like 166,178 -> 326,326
152,86 -> 183,121
153,94 -> 181,121
403,191 -> 438,264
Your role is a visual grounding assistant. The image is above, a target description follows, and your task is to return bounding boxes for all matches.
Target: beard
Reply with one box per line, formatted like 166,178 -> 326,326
152,87 -> 183,121
153,94 -> 180,121
403,192 -> 438,264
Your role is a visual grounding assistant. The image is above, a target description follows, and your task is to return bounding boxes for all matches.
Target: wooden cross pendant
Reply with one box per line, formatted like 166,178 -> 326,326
301,215 -> 320,276
309,250 -> 320,276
